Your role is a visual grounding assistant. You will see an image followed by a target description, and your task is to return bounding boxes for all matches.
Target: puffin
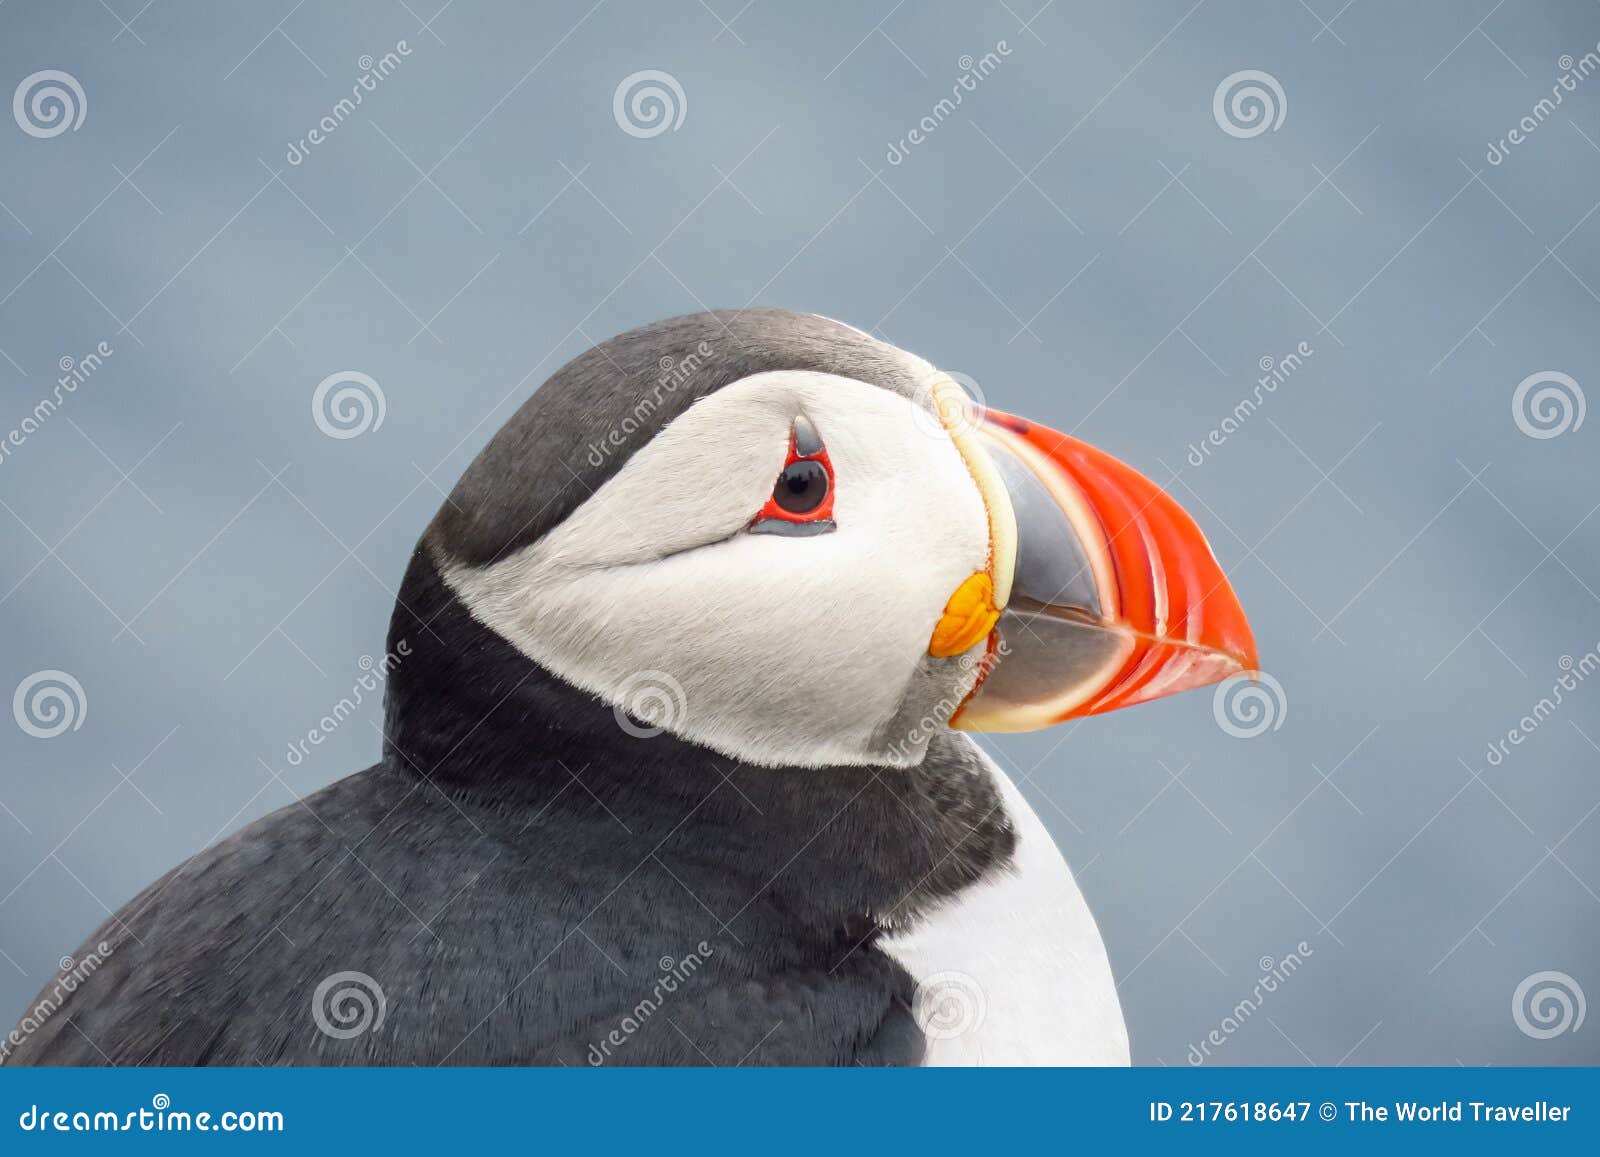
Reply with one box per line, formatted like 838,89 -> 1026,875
4,309 -> 1255,1066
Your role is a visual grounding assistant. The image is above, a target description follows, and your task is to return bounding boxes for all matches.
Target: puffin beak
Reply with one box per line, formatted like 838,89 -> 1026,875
941,405 -> 1258,731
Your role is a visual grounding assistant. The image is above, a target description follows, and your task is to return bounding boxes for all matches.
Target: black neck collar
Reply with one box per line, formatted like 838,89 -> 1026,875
380,547 -> 1017,936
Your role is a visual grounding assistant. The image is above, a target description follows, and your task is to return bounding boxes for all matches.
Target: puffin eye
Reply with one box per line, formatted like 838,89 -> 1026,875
749,415 -> 836,537
773,459 -> 828,514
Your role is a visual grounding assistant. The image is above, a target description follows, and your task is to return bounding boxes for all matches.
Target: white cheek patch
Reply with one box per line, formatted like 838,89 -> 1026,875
442,371 -> 994,768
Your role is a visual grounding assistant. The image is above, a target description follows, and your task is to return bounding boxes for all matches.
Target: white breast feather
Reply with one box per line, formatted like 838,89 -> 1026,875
880,748 -> 1130,1065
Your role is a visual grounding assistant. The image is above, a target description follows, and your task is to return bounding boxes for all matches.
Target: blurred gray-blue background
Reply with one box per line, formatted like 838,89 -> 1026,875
2,0 -> 1597,1065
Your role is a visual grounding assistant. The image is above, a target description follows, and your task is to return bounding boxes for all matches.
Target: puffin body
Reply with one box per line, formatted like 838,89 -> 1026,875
5,310 -> 1254,1066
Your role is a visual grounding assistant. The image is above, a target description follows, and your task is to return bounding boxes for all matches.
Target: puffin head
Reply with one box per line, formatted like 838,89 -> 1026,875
387,309 -> 1256,774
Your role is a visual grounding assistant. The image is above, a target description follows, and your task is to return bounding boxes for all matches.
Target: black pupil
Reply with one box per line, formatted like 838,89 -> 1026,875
774,459 -> 828,514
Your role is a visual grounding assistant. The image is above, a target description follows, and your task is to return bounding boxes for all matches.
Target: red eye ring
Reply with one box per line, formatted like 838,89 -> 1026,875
750,416 -> 835,531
